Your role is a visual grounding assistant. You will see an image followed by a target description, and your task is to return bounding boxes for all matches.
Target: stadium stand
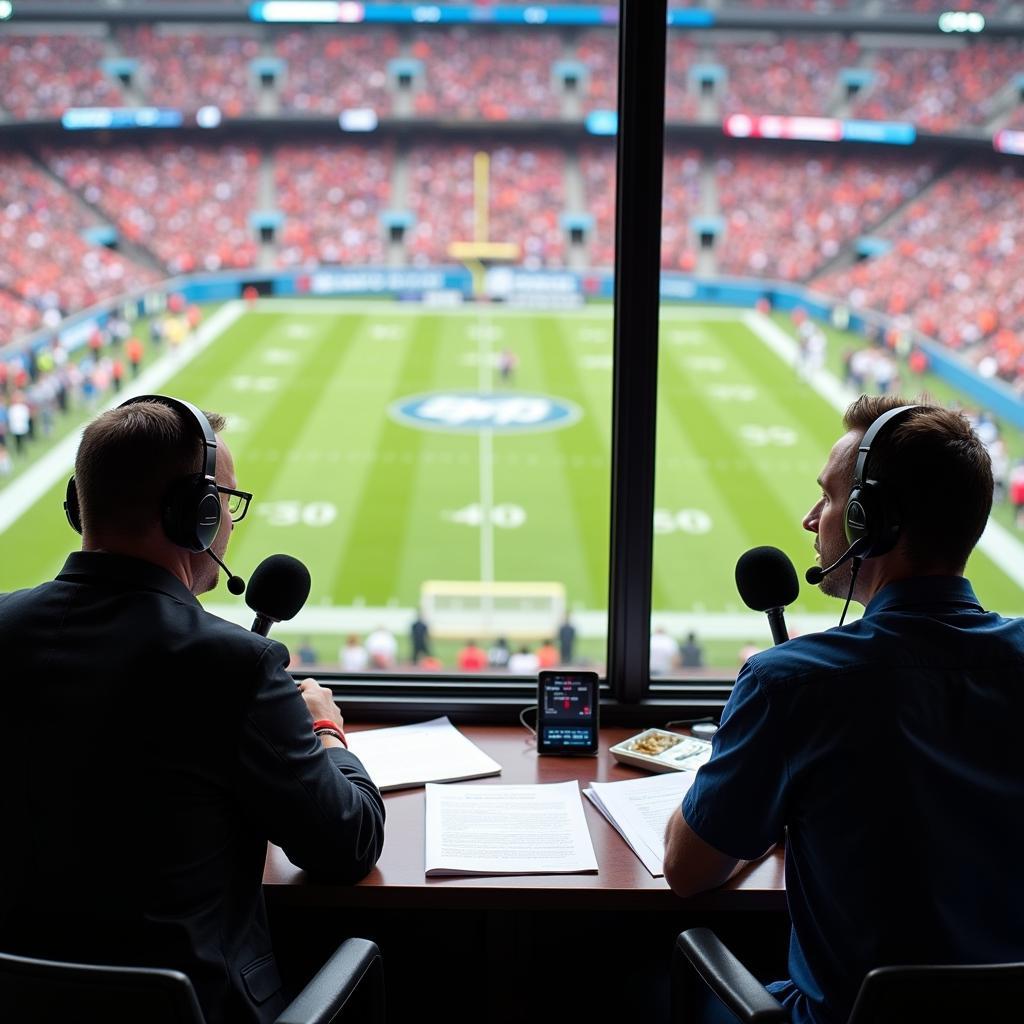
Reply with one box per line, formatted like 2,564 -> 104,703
0,33 -> 124,121
274,143 -> 393,267
579,145 -> 616,269
45,143 -> 261,275
406,144 -> 566,267
116,26 -> 261,116
718,36 -> 859,118
715,150 -> 935,281
815,164 -> 1024,390
409,29 -> 563,120
661,149 -> 703,273
275,29 -> 399,116
665,36 -> 701,122
0,153 -> 157,334
576,30 -> 618,115
852,41 -> 1024,133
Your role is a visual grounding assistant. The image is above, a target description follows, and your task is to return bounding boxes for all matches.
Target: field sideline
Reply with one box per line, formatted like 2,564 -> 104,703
2,298 -> 1022,647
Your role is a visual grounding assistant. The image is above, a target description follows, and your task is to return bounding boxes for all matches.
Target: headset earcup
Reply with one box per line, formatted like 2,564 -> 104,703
64,477 -> 83,535
846,480 -> 899,558
162,474 -> 221,552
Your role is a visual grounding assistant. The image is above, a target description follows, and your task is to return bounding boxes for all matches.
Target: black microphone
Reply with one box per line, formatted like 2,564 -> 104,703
805,539 -> 866,586
245,554 -> 312,637
207,550 -> 246,595
735,546 -> 799,646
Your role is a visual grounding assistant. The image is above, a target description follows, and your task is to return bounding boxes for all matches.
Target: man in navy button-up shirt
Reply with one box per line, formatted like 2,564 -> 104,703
663,396 -> 1024,1024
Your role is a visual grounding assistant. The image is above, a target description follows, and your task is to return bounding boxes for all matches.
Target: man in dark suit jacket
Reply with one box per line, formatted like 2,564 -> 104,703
0,397 -> 386,1024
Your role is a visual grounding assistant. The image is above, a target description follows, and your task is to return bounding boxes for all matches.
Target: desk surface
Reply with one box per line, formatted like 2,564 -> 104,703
263,725 -> 786,912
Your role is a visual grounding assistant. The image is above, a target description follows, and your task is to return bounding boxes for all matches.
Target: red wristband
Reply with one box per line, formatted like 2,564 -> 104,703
312,718 -> 347,748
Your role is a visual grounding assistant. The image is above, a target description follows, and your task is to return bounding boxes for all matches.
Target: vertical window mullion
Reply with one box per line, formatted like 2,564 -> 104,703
606,0 -> 668,703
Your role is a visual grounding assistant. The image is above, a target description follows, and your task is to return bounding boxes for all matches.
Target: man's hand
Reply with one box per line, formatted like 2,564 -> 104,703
297,679 -> 346,748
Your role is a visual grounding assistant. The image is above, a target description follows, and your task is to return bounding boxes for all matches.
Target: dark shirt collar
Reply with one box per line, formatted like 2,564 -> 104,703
863,575 -> 983,618
56,550 -> 200,607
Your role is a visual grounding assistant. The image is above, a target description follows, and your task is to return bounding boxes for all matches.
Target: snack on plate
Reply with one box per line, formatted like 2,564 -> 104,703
631,731 -> 682,755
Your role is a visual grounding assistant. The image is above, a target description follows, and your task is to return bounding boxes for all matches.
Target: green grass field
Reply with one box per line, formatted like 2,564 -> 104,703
2,298 -> 1022,663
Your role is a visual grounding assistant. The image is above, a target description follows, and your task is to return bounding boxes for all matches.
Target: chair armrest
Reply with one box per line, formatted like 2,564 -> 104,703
275,938 -> 384,1024
673,928 -> 789,1024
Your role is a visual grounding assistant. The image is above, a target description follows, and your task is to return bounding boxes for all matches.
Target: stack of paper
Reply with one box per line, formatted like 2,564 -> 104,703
424,781 -> 599,877
346,716 -> 501,791
585,771 -> 697,877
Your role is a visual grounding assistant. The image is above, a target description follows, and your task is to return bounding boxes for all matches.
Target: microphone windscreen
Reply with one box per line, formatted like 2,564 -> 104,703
805,565 -> 825,586
227,575 -> 246,596
245,554 -> 311,622
735,546 -> 800,612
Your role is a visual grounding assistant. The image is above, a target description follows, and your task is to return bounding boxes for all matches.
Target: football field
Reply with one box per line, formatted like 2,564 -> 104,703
2,298 -> 1023,646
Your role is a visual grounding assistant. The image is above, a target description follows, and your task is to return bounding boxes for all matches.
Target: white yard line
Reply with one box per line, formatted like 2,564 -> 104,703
0,302 -> 246,537
743,310 -> 1024,591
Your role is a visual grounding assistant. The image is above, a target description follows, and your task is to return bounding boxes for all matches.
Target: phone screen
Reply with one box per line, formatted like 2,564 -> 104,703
537,671 -> 599,755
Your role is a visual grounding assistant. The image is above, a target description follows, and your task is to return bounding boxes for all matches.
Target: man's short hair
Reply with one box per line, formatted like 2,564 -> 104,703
843,394 -> 993,572
75,402 -> 226,537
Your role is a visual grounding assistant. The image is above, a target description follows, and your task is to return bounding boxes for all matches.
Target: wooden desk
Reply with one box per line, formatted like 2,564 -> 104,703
264,725 -> 786,912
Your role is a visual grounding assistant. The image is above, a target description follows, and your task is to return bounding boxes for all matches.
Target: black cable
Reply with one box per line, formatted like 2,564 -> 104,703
838,557 -> 862,627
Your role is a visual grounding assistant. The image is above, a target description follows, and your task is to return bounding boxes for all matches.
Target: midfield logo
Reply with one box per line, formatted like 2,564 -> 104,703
390,391 -> 581,433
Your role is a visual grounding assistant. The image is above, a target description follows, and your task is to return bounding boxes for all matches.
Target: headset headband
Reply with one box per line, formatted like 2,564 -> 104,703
852,404 -> 918,490
119,394 -> 217,483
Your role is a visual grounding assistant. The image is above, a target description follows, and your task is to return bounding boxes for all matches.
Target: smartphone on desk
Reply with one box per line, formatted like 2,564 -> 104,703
536,670 -> 599,756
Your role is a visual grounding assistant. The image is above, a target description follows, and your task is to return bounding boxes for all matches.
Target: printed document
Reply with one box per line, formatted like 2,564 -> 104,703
425,781 -> 599,876
585,771 -> 697,877
346,716 -> 501,792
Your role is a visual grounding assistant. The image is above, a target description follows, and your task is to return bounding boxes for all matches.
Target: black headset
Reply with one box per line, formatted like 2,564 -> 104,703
844,404 -> 921,559
64,395 -> 223,553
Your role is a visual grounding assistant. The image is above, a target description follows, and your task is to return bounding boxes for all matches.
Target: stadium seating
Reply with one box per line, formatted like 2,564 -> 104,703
815,165 -> 1024,390
406,144 -> 566,267
0,34 -> 123,120
0,153 -> 157,332
117,26 -> 260,115
852,41 -> 1024,132
718,36 -> 859,117
715,150 -> 935,281
274,143 -> 393,267
410,29 -> 563,120
45,143 -> 261,274
275,29 -> 399,116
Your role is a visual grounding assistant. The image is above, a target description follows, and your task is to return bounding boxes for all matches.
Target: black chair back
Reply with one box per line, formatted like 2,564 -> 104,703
0,951 -> 206,1024
847,961 -> 1024,1024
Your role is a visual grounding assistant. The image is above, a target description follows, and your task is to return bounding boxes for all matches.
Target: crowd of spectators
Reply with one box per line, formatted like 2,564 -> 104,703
0,153 -> 157,345
853,41 -> 1024,133
816,164 -> 1024,392
0,33 -> 123,121
715,150 -> 935,281
406,145 -> 566,267
116,26 -> 260,116
275,29 -> 398,116
579,146 -> 616,268
664,37 -> 701,122
7,25 -> 1024,133
660,149 -> 703,272
0,304 -> 197,475
409,30 -> 563,120
45,143 -> 261,274
274,144 -> 393,267
718,36 -> 859,118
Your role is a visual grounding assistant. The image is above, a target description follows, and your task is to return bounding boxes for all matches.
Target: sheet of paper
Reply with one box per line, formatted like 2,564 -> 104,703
585,771 -> 698,877
346,716 -> 501,792
425,781 -> 599,877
